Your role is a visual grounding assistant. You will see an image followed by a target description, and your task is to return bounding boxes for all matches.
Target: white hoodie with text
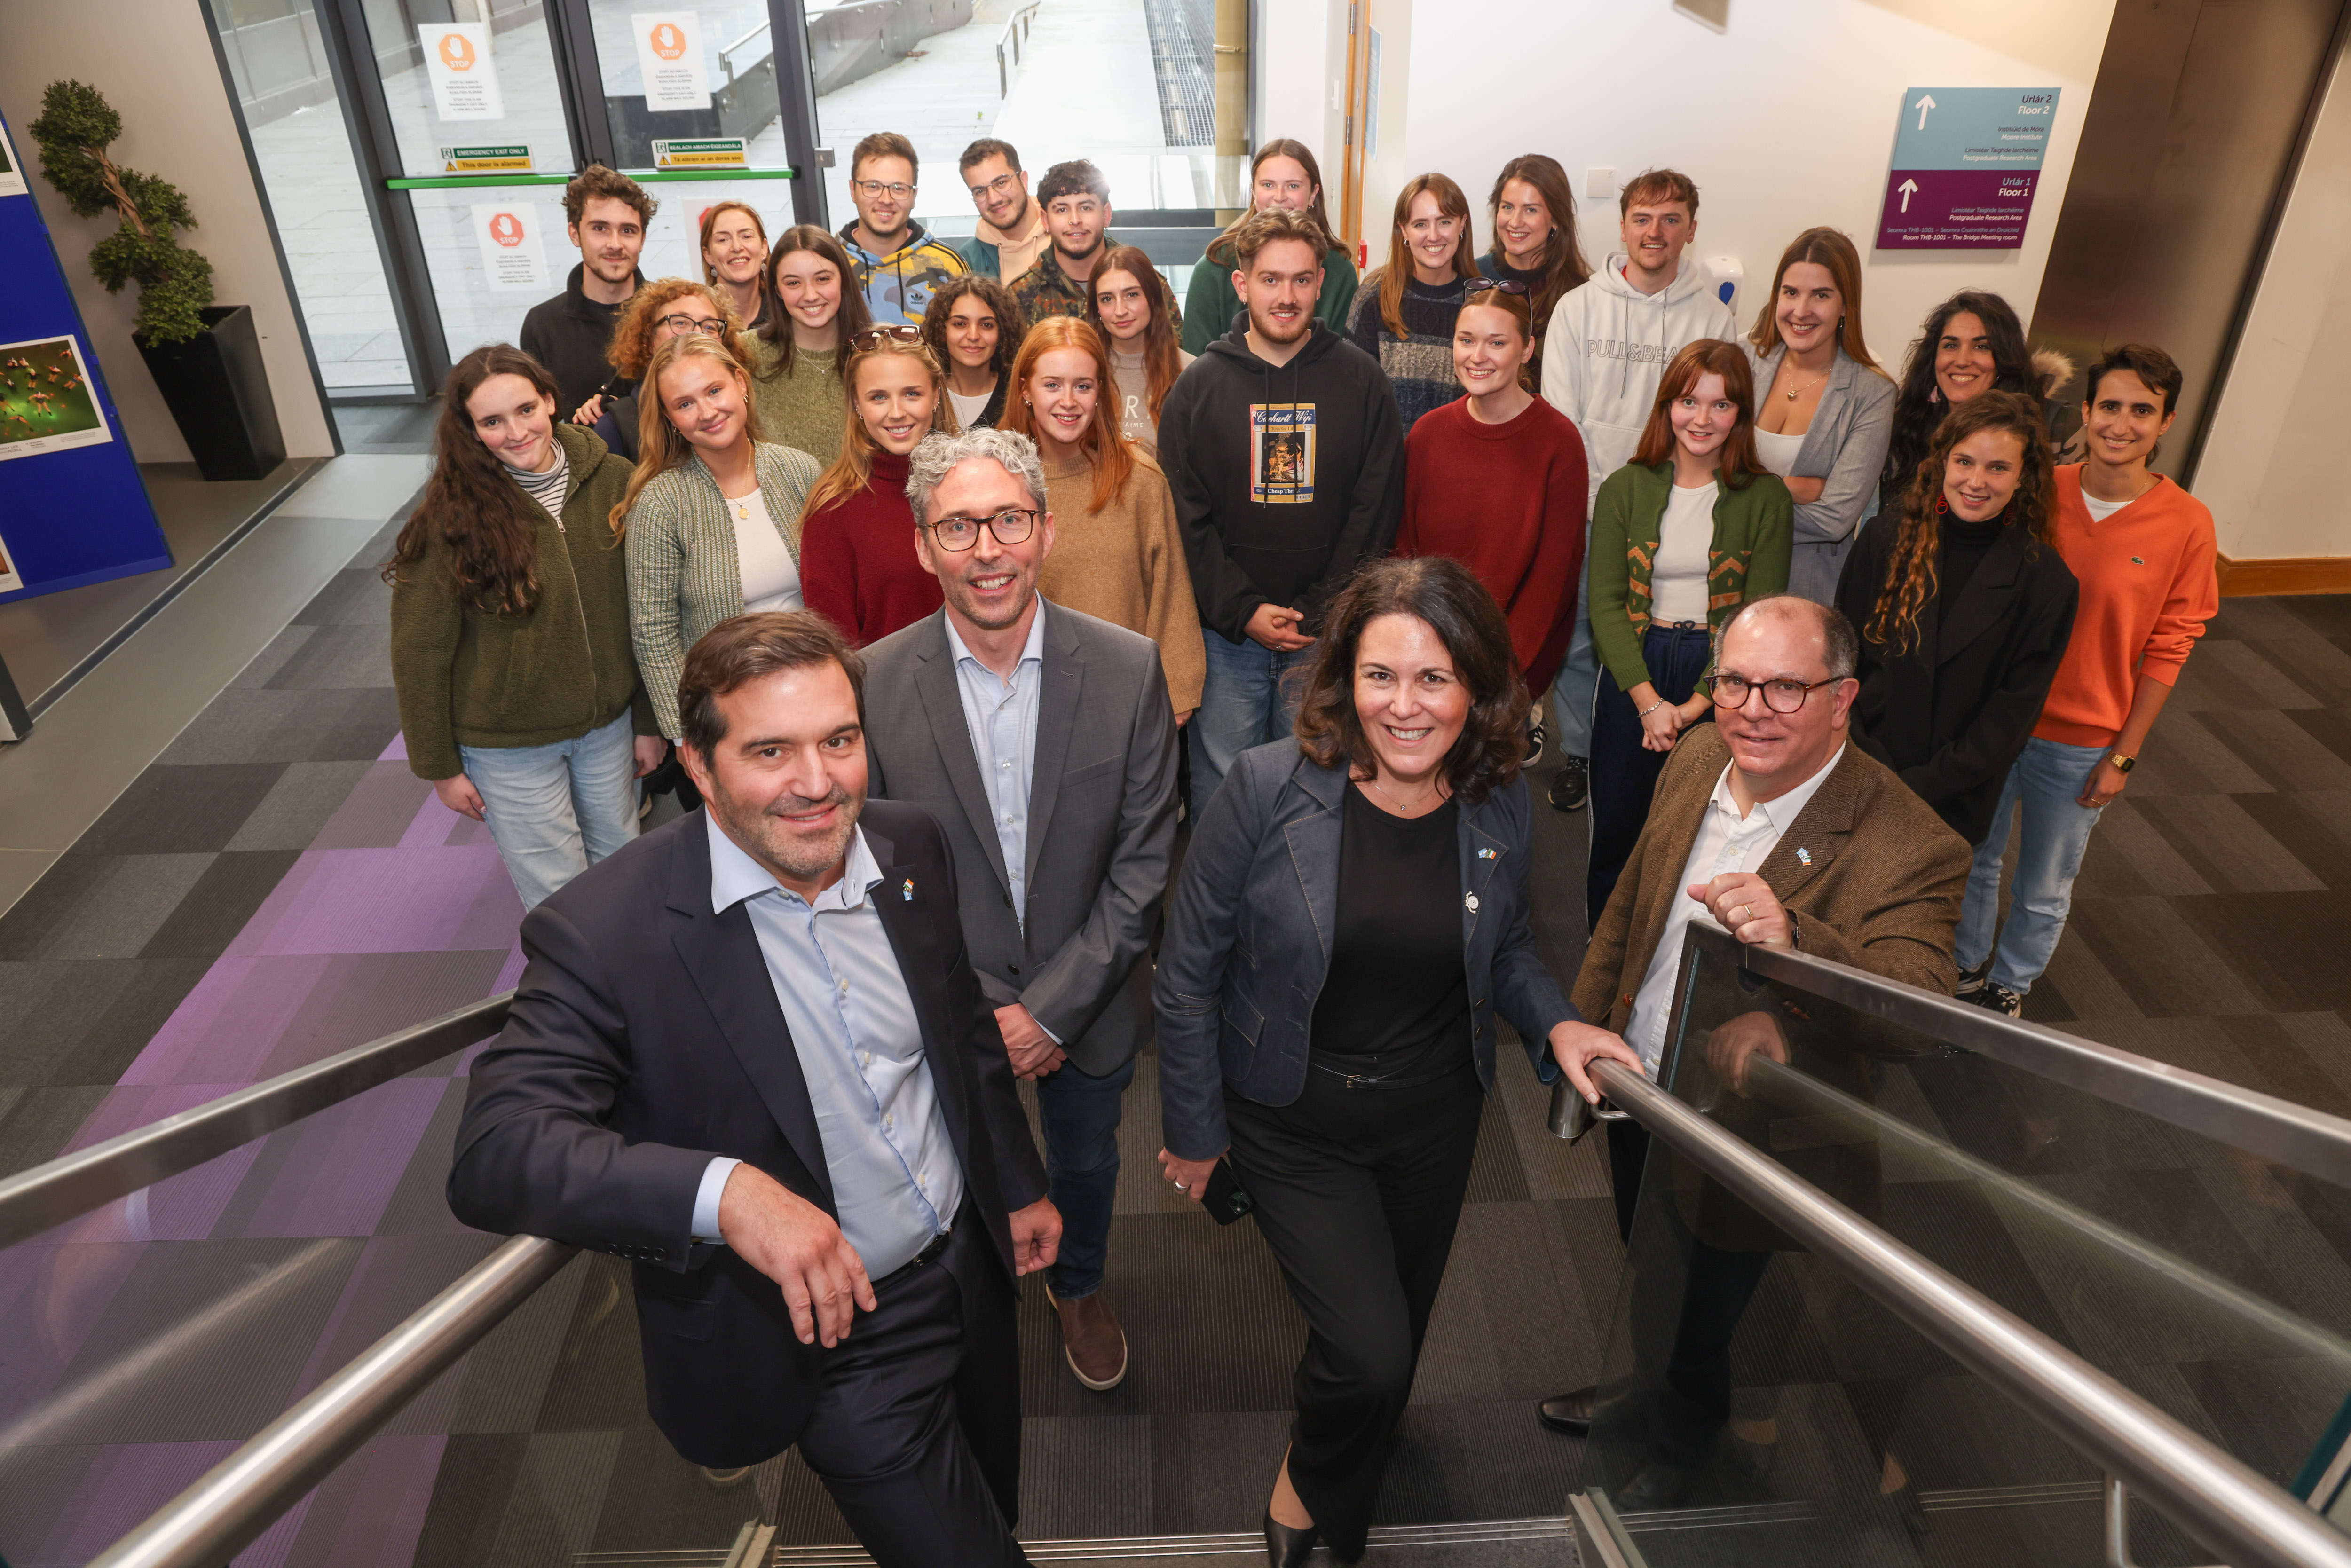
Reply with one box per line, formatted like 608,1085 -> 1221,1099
1539,253 -> 1738,508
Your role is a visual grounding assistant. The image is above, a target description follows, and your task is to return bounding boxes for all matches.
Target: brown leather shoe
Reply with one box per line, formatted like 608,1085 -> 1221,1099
1050,1285 -> 1128,1390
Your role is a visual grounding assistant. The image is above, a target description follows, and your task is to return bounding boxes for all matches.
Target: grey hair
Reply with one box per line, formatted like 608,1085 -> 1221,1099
1718,592 -> 1860,681
904,427 -> 1047,523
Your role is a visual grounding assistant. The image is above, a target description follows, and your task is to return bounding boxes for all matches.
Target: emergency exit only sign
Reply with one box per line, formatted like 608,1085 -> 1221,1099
1877,87 -> 2062,249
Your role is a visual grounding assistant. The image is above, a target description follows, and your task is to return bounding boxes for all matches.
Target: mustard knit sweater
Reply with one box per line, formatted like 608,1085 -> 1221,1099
1036,442 -> 1207,713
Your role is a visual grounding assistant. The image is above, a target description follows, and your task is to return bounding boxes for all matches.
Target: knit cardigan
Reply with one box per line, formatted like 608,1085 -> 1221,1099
1036,442 -> 1208,712
1587,460 -> 1793,694
799,449 -> 945,647
625,440 -> 824,739
1345,270 -> 1469,435
389,423 -> 655,781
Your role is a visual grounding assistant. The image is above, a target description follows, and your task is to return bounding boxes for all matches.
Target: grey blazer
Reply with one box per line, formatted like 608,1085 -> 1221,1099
1153,743 -> 1578,1160
1743,344 -> 1897,604
862,601 -> 1178,1078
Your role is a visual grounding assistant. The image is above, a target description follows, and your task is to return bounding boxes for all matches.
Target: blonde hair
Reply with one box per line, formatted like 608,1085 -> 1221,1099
607,332 -> 766,536
800,338 -> 958,522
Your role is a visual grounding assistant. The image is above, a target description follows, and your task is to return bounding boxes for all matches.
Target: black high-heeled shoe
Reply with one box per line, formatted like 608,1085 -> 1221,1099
1263,1511 -> 1318,1566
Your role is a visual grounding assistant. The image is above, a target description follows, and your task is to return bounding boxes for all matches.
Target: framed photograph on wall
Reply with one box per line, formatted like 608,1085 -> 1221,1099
0,335 -> 113,462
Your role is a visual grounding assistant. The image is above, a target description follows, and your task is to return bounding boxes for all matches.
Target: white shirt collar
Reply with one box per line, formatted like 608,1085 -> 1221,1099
941,599 -> 1049,677
1708,743 -> 1846,835
706,809 -> 883,915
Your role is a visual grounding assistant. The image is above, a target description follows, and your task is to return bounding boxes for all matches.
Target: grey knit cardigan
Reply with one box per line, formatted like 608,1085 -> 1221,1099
625,441 -> 823,739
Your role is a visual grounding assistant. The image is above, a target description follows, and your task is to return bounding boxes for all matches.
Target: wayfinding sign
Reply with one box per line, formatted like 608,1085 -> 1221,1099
1876,87 -> 2060,250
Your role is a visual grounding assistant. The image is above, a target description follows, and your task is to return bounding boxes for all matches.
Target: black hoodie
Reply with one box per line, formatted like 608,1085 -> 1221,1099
520,263 -> 644,415
1158,319 -> 1405,643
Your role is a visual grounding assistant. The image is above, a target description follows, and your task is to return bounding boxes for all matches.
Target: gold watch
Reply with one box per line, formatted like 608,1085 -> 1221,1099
2108,752 -> 2136,773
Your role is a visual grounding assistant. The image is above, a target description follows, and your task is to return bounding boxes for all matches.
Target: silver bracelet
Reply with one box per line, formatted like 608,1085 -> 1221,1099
1638,700 -> 1665,718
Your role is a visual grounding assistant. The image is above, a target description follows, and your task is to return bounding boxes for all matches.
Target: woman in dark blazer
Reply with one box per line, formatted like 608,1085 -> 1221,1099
1152,557 -> 1583,1568
1836,391 -> 2078,847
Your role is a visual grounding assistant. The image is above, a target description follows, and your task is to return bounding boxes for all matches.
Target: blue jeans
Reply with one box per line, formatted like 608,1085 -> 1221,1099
1191,628 -> 1316,809
1956,736 -> 2108,995
1589,625 -> 1714,928
1547,546 -> 1597,759
461,711 -> 640,911
1033,1052 -> 1137,1299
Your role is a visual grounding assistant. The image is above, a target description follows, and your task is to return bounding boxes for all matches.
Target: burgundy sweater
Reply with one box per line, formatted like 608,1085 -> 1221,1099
799,449 -> 943,645
1396,396 -> 1589,690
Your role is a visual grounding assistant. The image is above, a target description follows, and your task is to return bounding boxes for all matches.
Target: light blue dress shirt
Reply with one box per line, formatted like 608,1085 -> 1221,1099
942,604 -> 1049,931
689,813 -> 965,1278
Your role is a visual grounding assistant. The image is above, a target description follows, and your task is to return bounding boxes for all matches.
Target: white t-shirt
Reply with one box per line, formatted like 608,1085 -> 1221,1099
948,383 -> 994,431
1751,428 -> 1805,480
728,488 -> 804,612
2082,491 -> 2133,522
1650,481 -> 1716,623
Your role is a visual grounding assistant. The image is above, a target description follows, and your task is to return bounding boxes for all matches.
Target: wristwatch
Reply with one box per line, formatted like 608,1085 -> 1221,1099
2108,752 -> 2136,773
1785,911 -> 1800,950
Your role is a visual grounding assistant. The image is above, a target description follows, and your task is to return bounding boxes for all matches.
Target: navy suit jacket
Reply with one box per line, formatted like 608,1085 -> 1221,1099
446,802 -> 1047,1467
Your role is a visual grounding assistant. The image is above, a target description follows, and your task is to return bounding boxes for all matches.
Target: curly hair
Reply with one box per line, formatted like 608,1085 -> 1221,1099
1882,291 -> 2036,502
604,277 -> 742,381
919,273 -> 1020,386
1868,390 -> 2058,655
561,163 -> 655,228
1000,315 -> 1135,514
1294,557 -> 1529,805
384,345 -> 564,616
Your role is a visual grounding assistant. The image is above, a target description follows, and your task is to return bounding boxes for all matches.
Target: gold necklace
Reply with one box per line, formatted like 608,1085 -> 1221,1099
1780,368 -> 1830,402
1363,774 -> 1443,816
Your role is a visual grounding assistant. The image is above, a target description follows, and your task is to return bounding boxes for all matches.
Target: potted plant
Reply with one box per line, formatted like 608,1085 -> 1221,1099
28,79 -> 284,481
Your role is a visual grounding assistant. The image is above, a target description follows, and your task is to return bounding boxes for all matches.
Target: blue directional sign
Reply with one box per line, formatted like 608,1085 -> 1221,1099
1878,87 -> 2062,250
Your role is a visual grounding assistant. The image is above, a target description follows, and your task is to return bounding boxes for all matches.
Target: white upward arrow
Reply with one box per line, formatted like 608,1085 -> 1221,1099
1914,93 -> 1938,130
1898,178 -> 1920,212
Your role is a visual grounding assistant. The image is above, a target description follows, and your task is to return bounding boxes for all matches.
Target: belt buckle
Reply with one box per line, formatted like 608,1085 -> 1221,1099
1343,1072 -> 1371,1089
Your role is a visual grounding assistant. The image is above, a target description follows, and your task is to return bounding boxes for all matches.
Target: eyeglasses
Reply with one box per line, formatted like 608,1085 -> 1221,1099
967,172 -> 1018,201
658,313 -> 728,336
1711,672 -> 1845,714
854,180 -> 915,200
924,508 -> 1040,551
849,324 -> 925,350
1463,278 -> 1528,297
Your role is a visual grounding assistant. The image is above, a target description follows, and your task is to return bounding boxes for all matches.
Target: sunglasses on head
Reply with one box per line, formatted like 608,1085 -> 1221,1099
1463,278 -> 1529,297
850,324 -> 926,350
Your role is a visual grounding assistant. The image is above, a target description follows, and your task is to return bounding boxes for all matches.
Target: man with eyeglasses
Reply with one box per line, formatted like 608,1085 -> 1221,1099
952,138 -> 1051,286
1534,593 -> 1969,1470
860,426 -> 1179,1396
838,131 -> 969,327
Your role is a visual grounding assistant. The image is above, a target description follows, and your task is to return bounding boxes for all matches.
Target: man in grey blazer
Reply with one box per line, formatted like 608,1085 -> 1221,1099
862,426 -> 1179,1391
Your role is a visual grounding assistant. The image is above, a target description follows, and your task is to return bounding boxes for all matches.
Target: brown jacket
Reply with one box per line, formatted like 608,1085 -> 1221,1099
1575,724 -> 1969,1029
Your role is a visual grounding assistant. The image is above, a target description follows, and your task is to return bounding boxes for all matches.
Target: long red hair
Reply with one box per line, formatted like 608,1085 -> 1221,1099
1630,339 -> 1769,488
1000,317 -> 1135,514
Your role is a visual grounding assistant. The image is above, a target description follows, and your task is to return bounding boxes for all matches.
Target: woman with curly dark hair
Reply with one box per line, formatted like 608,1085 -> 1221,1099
583,277 -> 745,461
1152,556 -> 1585,1568
1837,391 -> 2078,850
921,272 -> 1018,430
1878,290 -> 2071,520
387,345 -> 663,910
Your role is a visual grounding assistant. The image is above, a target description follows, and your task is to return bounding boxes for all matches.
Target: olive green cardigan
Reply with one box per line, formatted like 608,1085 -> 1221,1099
388,423 -> 655,782
1587,460 -> 1793,693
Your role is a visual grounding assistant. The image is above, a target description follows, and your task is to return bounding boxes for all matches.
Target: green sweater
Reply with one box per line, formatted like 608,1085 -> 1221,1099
1180,239 -> 1359,355
1587,460 -> 1793,693
749,339 -> 847,465
388,423 -> 655,781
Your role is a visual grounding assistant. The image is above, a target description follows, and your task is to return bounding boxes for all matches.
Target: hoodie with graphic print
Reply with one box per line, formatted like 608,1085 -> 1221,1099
1158,320 -> 1405,644
839,221 -> 968,326
1539,253 -> 1736,508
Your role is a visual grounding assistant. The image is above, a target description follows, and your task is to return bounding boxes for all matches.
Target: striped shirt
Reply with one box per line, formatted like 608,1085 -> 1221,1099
505,446 -> 571,515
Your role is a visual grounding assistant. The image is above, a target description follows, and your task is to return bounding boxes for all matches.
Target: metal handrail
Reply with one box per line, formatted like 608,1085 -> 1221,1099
84,1234 -> 577,1568
995,0 -> 1041,96
1592,1058 -> 2351,1568
1689,922 -> 2351,1188
0,991 -> 512,1249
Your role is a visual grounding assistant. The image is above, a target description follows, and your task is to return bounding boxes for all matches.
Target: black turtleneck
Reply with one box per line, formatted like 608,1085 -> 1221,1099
1937,508 -> 2009,630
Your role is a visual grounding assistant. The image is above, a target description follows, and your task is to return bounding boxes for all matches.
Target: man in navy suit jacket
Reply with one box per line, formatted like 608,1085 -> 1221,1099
448,611 -> 1060,1567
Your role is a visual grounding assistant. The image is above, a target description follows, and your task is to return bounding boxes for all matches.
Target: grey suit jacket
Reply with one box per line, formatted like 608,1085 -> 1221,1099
862,601 -> 1179,1077
1742,345 -> 1897,604
1153,743 -> 1579,1160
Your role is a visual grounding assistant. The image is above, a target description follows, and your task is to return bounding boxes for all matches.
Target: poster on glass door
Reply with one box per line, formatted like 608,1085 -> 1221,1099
471,204 -> 551,292
632,14 -> 711,111
0,336 -> 112,463
420,23 -> 505,121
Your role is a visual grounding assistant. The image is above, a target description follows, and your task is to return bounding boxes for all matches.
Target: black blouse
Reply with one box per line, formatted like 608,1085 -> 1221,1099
1306,785 -> 1471,1079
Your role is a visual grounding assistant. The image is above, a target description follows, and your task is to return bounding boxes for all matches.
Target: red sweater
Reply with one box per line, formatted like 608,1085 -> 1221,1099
799,449 -> 943,646
2034,466 -> 2217,747
1396,395 -> 1589,690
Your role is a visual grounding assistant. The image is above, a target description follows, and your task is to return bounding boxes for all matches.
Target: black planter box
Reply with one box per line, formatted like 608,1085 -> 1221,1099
135,304 -> 286,481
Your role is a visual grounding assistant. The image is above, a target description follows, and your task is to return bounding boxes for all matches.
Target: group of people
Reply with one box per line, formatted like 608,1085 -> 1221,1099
404,133 -> 2220,1568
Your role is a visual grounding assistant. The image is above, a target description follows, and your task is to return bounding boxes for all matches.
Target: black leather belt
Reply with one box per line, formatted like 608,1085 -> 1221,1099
873,1205 -> 961,1290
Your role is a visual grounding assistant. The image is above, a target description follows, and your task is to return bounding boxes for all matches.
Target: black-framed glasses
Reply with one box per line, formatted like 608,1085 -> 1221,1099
850,324 -> 925,350
1463,277 -> 1528,297
1711,671 -> 1845,714
658,313 -> 728,336
967,172 -> 1018,201
925,509 -> 1040,552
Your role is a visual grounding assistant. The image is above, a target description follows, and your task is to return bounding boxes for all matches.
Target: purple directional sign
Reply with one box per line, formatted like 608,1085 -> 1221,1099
1877,169 -> 2042,248
1874,87 -> 2060,252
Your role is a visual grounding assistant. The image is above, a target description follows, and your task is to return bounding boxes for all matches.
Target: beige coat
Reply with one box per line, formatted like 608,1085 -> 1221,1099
1036,442 -> 1207,714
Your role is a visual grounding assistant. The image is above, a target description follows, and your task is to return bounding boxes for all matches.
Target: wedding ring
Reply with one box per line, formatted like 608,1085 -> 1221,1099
1173,1180 -> 1190,1192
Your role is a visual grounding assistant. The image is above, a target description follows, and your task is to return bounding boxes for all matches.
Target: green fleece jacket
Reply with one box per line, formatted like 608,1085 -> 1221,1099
388,423 -> 656,781
1587,459 -> 1793,694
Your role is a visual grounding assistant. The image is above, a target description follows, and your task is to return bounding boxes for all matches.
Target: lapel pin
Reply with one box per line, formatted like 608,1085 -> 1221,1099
1796,847 -> 1813,866
1464,893 -> 1480,912
1477,847 -> 1497,860
902,878 -> 915,901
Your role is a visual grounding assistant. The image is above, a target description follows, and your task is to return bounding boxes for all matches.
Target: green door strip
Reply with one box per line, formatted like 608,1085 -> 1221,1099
385,166 -> 797,190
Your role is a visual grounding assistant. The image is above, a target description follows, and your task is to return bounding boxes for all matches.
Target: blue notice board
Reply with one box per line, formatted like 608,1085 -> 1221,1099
0,107 -> 171,605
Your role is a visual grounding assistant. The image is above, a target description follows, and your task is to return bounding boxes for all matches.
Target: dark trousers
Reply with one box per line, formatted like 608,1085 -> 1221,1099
794,1216 -> 1029,1567
1032,1052 -> 1137,1298
1588,624 -> 1715,929
1225,1064 -> 1486,1561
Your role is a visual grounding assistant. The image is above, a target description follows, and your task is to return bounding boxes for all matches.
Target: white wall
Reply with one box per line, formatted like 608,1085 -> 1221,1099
2189,51 -> 2351,563
1386,0 -> 2116,369
0,0 -> 334,465
1254,0 -> 1335,181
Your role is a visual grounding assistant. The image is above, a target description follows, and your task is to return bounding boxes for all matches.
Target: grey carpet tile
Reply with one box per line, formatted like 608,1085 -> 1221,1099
263,618 -> 397,690
2063,895 -> 2272,1017
2171,637 -> 2321,712
229,622 -> 322,689
0,1084 -> 110,1176
581,1425 -> 776,1553
446,1254 -> 598,1436
1021,1413 -> 1156,1538
248,951 -> 513,1081
2197,707 -> 2351,793
483,1429 -> 626,1568
67,763 -> 289,855
137,849 -> 305,962
0,958 -> 198,1087
2065,797 -> 2213,898
0,853 -> 218,962
224,760 -> 380,851
1371,1403 -> 1578,1527
2115,792 -> 2324,896
311,760 -> 439,850
373,1078 -> 483,1237
154,684 -> 403,765
293,563 -> 407,631
2111,706 -> 2272,798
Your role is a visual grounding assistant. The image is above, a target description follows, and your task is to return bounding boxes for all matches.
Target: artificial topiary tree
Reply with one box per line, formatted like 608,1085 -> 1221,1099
28,79 -> 215,346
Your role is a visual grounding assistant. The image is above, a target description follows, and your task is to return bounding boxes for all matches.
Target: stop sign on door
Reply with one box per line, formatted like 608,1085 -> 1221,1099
488,213 -> 524,246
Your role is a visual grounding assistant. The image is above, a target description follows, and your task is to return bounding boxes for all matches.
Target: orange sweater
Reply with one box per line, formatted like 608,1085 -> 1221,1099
2033,466 -> 2217,748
